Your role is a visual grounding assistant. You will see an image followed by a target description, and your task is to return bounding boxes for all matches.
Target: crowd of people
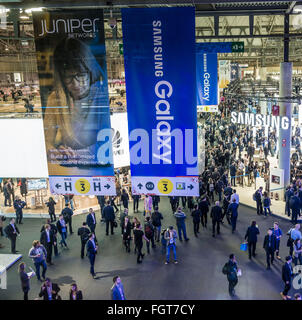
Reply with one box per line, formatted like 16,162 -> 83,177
1,184 -> 302,300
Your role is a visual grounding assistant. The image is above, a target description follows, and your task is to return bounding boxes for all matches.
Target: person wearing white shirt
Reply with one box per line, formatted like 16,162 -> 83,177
230,190 -> 239,205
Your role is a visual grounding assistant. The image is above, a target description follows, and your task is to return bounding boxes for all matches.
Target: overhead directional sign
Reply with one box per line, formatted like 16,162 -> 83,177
196,42 -> 244,53
49,177 -> 115,196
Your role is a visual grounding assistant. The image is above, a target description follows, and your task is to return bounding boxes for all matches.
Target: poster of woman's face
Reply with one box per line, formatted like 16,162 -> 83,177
33,10 -> 114,177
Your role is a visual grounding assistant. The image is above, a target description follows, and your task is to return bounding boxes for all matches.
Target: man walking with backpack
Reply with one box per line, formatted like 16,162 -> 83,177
151,206 -> 163,242
164,226 -> 178,265
77,222 -> 90,259
144,217 -> 156,254
222,254 -> 240,297
61,204 -> 74,234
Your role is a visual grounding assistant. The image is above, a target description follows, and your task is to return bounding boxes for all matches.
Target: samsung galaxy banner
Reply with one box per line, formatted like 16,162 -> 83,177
122,7 -> 198,196
32,10 -> 116,196
196,53 -> 218,109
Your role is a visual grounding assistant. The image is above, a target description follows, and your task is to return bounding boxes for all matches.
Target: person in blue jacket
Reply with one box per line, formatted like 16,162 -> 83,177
111,276 -> 126,300
228,198 -> 239,233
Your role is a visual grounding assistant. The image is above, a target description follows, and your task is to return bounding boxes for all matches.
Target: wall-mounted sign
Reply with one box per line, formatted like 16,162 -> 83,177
231,111 -> 290,130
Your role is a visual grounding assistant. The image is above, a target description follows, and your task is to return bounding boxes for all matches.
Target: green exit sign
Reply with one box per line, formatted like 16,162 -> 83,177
119,43 -> 123,55
231,42 -> 244,53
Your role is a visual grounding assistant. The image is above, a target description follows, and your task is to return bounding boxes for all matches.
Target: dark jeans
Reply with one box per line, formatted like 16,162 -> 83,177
54,241 -> 58,256
231,217 -> 237,232
89,224 -> 96,233
146,236 -> 155,253
248,241 -> 257,258
10,236 -> 16,253
16,211 -> 23,224
49,211 -> 56,222
276,240 -> 280,256
231,177 -> 236,186
177,224 -> 188,241
124,238 -> 130,252
283,281 -> 291,296
256,201 -> 263,215
4,195 -> 11,206
266,249 -> 275,267
81,240 -> 87,259
136,243 -> 144,263
45,242 -> 53,263
193,221 -> 200,235
68,217 -> 73,233
201,212 -> 207,227
294,254 -> 302,265
60,232 -> 67,247
133,199 -> 139,212
212,220 -> 220,236
106,220 -> 114,235
285,201 -> 291,216
23,289 -> 29,300
228,279 -> 238,295
264,207 -> 271,216
34,260 -> 47,280
89,253 -> 95,275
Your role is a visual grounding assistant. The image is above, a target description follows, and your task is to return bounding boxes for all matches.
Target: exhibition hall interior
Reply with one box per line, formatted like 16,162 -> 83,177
0,0 -> 302,302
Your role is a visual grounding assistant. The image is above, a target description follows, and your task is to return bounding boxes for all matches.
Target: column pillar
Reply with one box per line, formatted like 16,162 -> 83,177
278,62 -> 292,187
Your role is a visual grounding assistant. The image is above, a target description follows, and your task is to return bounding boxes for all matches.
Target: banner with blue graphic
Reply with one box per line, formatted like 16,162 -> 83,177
196,53 -> 218,109
122,7 -> 199,196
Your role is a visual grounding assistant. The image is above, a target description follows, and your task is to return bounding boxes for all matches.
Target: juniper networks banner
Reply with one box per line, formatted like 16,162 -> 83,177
32,10 -> 116,196
122,7 -> 199,196
196,53 -> 218,109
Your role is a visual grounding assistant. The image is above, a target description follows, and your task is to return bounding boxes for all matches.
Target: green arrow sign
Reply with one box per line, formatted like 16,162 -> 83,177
231,42 -> 244,53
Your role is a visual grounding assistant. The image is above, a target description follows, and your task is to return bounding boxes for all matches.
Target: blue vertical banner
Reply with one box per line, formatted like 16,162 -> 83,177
122,7 -> 199,196
196,52 -> 218,111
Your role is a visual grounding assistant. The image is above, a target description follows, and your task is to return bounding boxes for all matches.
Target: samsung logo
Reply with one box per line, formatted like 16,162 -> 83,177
38,18 -> 100,36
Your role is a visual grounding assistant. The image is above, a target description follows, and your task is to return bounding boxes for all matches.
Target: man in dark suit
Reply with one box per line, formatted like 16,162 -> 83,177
41,219 -> 59,257
40,224 -> 56,265
86,208 -> 97,233
87,233 -> 98,278
263,228 -> 277,270
39,278 -> 61,300
281,256 -> 293,300
227,198 -> 239,233
211,201 -> 222,237
244,221 -> 260,259
77,222 -> 90,259
111,276 -> 126,300
13,196 -> 26,224
4,218 -> 20,253
61,204 -> 74,234
103,201 -> 115,236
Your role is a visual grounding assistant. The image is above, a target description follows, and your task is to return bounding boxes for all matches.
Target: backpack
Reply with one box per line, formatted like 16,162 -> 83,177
63,211 -> 70,223
145,224 -> 153,238
252,193 -> 257,201
222,263 -> 229,275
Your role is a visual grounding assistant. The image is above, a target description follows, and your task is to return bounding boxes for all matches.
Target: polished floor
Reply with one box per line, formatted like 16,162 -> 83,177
0,197 -> 300,300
